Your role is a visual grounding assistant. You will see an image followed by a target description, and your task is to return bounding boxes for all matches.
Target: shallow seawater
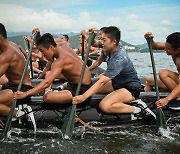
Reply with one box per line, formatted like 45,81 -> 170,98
1,124 -> 180,154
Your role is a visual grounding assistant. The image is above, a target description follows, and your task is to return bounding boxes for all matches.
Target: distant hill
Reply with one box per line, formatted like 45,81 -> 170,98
8,33 -> 140,51
8,35 -> 26,48
136,43 -> 148,49
7,32 -> 78,38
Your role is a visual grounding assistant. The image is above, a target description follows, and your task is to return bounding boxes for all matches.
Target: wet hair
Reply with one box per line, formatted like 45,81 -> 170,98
166,32 -> 180,49
36,33 -> 57,49
0,23 -> 7,38
103,26 -> 121,45
63,34 -> 69,41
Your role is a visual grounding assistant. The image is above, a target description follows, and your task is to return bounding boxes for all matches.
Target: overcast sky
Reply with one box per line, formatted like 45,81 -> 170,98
0,0 -> 179,45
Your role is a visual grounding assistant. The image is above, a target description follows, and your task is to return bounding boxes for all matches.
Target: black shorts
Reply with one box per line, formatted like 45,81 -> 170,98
67,82 -> 92,97
125,87 -> 141,99
113,85 -> 140,99
2,82 -> 33,105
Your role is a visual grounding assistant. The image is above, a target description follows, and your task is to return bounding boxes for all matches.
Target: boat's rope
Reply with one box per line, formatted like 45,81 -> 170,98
75,115 -> 101,132
0,119 -> 4,129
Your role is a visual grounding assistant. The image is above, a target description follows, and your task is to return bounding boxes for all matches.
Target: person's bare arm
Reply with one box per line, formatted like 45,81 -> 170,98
76,46 -> 81,55
81,28 -> 101,47
81,30 -> 89,41
18,45 -> 27,57
156,75 -> 180,108
89,46 -> 99,55
14,60 -> 63,98
89,52 -> 106,71
144,32 -> 165,50
38,60 -> 52,79
72,75 -> 110,104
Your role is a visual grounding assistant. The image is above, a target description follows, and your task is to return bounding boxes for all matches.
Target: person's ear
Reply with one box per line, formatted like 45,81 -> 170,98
113,39 -> 117,45
49,45 -> 55,50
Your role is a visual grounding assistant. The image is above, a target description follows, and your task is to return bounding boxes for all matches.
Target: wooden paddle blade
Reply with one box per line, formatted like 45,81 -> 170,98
61,105 -> 76,139
156,108 -> 167,133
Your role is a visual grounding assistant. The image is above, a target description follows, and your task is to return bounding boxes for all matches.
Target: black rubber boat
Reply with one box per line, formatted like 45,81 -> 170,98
1,76 -> 180,132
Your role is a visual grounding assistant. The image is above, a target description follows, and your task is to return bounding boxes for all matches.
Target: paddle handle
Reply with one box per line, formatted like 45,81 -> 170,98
75,33 -> 96,96
81,34 -> 85,61
61,33 -> 96,139
23,38 -> 34,79
146,37 -> 160,100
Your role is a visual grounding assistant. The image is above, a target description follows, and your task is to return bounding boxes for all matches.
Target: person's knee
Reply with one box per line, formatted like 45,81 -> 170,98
6,89 -> 13,99
99,102 -> 111,113
43,92 -> 52,103
159,69 -> 168,79
146,76 -> 154,85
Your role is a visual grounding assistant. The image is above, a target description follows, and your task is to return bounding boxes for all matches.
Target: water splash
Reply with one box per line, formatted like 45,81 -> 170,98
158,127 -> 174,139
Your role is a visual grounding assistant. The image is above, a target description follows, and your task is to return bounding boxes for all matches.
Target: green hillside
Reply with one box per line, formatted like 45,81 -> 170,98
8,34 -> 140,52
8,35 -> 26,49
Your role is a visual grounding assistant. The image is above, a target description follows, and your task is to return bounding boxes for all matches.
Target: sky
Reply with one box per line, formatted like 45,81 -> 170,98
0,0 -> 179,45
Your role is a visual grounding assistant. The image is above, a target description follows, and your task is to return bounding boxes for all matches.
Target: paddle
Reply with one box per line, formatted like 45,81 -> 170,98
0,33 -> 38,140
61,33 -> 96,139
146,37 -> 167,134
81,34 -> 85,61
23,38 -> 34,79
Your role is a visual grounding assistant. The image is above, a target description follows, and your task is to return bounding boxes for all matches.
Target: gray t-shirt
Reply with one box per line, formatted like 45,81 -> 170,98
103,43 -> 141,90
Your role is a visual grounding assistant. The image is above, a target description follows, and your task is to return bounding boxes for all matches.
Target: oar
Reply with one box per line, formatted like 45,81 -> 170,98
61,33 -> 96,139
146,37 -> 167,134
23,38 -> 34,79
0,33 -> 38,140
81,34 -> 85,61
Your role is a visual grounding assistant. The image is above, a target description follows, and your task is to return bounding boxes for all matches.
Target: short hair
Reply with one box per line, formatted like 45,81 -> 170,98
63,34 -> 69,41
166,32 -> 180,49
0,23 -> 7,38
103,26 -> 121,45
36,33 -> 57,49
100,27 -> 107,31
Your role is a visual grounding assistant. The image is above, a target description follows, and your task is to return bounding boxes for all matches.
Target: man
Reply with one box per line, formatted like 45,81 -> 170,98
76,32 -> 99,67
61,34 -> 71,47
0,23 -> 36,131
61,34 -> 69,42
144,32 -> 180,108
14,31 -> 92,105
88,27 -> 107,71
73,26 -> 155,117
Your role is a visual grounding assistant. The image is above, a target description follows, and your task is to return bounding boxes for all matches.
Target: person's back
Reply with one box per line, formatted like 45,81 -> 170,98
0,23 -> 35,131
47,42 -> 91,84
0,40 -> 31,86
0,24 -> 31,86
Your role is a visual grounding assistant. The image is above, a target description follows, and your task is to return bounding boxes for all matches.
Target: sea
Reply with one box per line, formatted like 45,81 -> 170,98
0,52 -> 180,154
